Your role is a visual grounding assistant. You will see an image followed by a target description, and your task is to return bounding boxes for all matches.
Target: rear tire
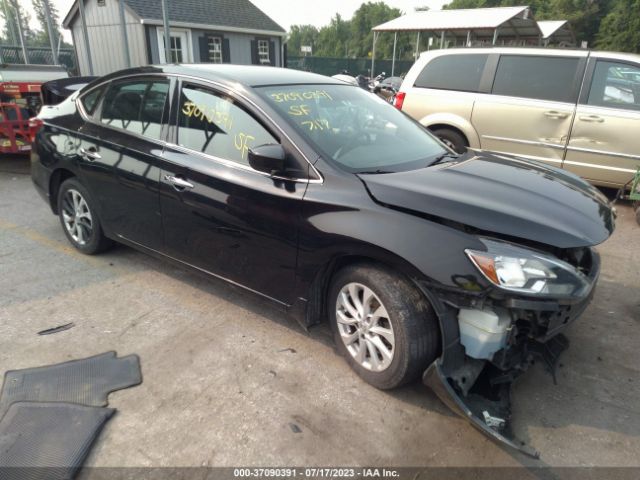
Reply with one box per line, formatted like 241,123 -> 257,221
634,202 -> 640,225
431,128 -> 467,154
57,177 -> 112,255
328,263 -> 440,390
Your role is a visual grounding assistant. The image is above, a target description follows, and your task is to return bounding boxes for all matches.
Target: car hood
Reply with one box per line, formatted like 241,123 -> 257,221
358,151 -> 615,248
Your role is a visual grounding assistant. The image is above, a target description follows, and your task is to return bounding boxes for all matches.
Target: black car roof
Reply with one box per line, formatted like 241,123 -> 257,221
108,64 -> 345,88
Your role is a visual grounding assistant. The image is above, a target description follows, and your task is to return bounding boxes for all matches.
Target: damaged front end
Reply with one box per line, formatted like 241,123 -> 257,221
419,241 -> 600,458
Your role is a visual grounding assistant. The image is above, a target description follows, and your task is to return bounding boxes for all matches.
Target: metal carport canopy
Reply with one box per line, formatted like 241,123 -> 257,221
537,20 -> 575,44
369,6 -> 541,76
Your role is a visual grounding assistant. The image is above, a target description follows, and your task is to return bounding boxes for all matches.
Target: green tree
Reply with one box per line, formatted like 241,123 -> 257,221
445,0 -> 614,48
316,13 -> 351,57
287,2 -> 416,61
349,1 -> 410,59
31,0 -> 65,48
596,0 -> 640,52
288,24 -> 319,56
0,0 -> 34,45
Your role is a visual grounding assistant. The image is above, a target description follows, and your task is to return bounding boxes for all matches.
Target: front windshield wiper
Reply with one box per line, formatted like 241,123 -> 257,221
429,152 -> 459,166
356,169 -> 394,174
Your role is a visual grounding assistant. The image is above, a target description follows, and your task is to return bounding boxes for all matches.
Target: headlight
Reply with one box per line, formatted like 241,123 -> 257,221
465,239 -> 591,297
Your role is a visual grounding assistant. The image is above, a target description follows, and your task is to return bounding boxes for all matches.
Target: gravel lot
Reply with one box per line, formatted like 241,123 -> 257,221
1,155 -> 639,470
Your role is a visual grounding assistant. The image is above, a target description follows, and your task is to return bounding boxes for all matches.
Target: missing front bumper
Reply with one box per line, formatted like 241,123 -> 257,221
423,333 -> 570,459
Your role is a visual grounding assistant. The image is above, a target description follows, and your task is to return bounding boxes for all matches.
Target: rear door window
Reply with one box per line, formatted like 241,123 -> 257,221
586,60 -> 640,111
492,55 -> 580,103
414,54 -> 488,92
100,79 -> 170,141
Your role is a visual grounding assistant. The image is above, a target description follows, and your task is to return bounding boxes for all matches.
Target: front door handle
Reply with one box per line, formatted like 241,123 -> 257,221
164,174 -> 194,190
579,115 -> 604,123
544,110 -> 569,119
79,147 -> 101,161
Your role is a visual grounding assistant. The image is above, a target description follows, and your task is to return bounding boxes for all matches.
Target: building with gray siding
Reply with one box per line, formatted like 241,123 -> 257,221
62,0 -> 286,76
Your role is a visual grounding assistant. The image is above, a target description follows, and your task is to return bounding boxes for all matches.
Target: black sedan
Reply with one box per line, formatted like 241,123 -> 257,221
31,65 -> 614,456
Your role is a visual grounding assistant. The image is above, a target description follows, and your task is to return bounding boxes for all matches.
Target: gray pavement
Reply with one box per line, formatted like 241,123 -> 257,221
1,155 -> 639,468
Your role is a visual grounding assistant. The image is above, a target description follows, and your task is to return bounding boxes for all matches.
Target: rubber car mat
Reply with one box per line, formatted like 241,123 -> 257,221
0,352 -> 141,418
0,402 -> 114,479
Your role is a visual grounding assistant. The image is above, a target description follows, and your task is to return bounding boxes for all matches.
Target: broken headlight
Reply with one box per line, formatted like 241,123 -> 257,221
465,239 -> 591,298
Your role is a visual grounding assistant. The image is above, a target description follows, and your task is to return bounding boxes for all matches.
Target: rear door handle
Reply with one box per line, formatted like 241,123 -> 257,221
79,147 -> 101,161
544,111 -> 569,119
164,174 -> 194,190
579,115 -> 604,123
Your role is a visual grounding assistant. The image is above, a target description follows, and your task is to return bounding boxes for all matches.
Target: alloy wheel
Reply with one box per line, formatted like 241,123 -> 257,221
61,188 -> 93,246
439,137 -> 456,150
336,282 -> 395,372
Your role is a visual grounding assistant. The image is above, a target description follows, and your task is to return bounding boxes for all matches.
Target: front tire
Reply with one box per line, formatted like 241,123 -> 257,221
57,177 -> 112,255
431,128 -> 467,154
328,264 -> 440,390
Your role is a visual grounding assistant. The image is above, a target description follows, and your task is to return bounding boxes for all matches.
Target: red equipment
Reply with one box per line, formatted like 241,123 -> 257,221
0,103 -> 32,154
0,64 -> 69,155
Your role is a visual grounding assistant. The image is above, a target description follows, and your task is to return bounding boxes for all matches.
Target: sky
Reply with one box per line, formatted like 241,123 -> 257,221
15,0 -> 450,43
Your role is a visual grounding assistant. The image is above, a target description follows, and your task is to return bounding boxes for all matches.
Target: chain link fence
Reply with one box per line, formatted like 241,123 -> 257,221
0,46 -> 76,73
287,55 -> 415,78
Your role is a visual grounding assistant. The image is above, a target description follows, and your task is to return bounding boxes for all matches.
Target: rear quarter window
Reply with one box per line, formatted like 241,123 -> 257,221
79,86 -> 105,116
414,54 -> 488,92
492,55 -> 580,103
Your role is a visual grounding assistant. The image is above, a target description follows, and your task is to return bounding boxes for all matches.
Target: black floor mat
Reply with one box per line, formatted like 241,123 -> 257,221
0,352 -> 141,419
0,402 -> 114,479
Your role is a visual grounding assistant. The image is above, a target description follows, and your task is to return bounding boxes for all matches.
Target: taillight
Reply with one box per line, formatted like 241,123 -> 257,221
28,117 -> 44,142
393,91 -> 405,110
28,117 -> 43,130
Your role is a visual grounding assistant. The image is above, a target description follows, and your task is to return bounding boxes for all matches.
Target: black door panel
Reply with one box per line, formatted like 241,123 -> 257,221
159,147 -> 306,305
74,78 -> 171,249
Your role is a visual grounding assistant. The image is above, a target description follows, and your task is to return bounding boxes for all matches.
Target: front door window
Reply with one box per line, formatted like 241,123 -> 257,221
587,60 -> 640,111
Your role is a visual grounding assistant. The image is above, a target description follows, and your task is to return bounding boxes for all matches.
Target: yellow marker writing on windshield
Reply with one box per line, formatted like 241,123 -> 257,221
270,90 -> 333,103
288,104 -> 311,116
301,119 -> 330,131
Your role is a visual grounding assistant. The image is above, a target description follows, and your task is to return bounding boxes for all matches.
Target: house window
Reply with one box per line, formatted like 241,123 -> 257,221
169,36 -> 184,63
207,36 -> 223,63
258,39 -> 270,65
157,28 -> 191,63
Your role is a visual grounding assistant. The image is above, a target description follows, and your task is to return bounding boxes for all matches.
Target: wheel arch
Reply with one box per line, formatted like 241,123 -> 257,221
49,168 -> 76,214
420,113 -> 480,149
298,246 -> 438,329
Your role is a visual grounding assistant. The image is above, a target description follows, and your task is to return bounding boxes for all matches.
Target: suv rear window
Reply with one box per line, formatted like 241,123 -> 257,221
492,55 -> 580,103
414,54 -> 488,92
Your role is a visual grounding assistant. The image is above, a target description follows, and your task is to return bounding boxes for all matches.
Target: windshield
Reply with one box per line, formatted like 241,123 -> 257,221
258,84 -> 446,173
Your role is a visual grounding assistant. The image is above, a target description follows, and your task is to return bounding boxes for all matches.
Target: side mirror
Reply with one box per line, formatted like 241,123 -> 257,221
248,144 -> 286,176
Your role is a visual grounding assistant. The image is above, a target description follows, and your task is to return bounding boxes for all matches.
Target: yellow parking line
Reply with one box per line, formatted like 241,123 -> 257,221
0,218 -> 105,268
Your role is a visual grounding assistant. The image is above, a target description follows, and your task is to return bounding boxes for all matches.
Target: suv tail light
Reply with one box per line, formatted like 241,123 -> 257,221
393,92 -> 405,110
